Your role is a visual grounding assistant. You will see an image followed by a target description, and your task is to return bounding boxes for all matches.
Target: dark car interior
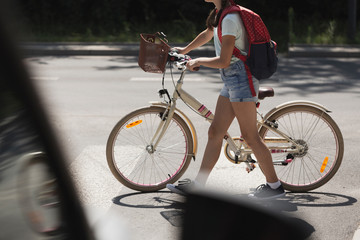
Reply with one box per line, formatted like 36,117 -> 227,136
0,2 -> 94,239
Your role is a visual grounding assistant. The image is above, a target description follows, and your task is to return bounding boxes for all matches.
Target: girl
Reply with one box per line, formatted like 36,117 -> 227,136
166,0 -> 285,200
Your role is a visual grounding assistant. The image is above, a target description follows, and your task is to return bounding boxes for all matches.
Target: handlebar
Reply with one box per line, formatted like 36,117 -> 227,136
168,49 -> 199,71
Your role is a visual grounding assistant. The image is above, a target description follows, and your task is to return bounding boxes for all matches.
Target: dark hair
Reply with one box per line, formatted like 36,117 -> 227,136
206,0 -> 230,30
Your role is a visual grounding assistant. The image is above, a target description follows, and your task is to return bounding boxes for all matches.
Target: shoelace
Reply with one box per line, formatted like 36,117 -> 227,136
178,178 -> 192,186
254,184 -> 269,192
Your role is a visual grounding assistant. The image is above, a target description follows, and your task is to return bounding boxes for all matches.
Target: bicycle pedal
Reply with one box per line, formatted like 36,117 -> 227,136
280,158 -> 293,166
246,163 -> 256,173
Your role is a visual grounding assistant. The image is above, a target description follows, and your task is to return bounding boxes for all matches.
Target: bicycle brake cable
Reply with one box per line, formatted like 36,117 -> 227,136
161,64 -> 167,89
158,64 -> 171,104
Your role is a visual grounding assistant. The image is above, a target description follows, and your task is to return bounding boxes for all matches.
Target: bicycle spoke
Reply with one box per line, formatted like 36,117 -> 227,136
260,105 -> 343,192
107,107 -> 193,191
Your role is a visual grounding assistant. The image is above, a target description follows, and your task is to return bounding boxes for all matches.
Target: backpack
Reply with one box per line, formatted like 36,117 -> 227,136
217,2 -> 278,97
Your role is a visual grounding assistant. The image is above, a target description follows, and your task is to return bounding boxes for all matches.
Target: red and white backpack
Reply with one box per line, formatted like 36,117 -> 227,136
217,1 -> 278,97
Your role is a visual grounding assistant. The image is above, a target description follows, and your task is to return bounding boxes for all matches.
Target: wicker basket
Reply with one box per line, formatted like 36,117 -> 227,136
138,33 -> 170,73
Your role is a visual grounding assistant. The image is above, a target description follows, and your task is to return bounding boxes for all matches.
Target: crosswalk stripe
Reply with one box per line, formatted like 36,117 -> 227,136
69,145 -> 265,207
31,76 -> 59,81
69,145 -> 121,208
130,77 -> 204,82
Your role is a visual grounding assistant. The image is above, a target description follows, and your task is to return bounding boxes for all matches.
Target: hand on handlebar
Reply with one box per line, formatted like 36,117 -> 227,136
169,48 -> 199,71
186,59 -> 200,72
173,47 -> 187,55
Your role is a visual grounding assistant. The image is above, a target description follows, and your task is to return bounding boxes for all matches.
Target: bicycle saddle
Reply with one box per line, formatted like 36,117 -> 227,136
258,87 -> 274,100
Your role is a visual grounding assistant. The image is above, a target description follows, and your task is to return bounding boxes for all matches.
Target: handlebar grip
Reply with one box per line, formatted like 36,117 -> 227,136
193,67 -> 200,71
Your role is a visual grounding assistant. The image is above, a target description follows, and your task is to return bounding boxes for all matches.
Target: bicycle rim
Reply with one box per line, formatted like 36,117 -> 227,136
106,106 -> 193,192
259,105 -> 344,192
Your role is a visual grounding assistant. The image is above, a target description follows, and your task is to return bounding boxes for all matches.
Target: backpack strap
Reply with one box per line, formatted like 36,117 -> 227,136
217,5 -> 256,97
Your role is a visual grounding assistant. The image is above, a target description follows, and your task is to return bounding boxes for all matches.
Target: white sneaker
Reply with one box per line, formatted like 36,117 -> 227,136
166,178 -> 198,195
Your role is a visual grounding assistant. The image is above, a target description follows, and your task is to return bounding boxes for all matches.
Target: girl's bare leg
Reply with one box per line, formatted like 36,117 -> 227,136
195,95 -> 235,185
231,102 -> 279,183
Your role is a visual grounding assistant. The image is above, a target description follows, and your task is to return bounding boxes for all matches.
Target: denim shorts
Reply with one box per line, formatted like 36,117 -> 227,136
219,60 -> 259,102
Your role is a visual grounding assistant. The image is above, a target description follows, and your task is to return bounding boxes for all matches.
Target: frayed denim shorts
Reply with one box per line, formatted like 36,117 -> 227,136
219,60 -> 259,102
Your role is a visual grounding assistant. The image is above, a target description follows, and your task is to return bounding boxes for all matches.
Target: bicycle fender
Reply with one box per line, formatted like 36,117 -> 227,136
149,102 -> 198,158
263,100 -> 331,121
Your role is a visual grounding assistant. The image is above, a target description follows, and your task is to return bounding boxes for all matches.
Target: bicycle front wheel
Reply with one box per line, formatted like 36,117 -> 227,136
106,106 -> 194,192
259,105 -> 344,192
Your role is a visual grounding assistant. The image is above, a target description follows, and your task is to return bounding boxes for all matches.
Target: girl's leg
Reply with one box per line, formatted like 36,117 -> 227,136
231,102 -> 278,183
194,95 -> 236,185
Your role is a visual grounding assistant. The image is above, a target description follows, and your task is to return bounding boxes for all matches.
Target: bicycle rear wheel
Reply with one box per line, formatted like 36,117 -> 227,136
106,106 -> 194,192
259,105 -> 344,192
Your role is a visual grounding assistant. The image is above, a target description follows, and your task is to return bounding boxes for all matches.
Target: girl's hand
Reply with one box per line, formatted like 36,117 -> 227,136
174,47 -> 187,55
186,59 -> 200,71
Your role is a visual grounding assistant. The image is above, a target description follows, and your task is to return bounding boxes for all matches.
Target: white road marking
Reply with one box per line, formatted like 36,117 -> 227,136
130,77 -> 204,82
31,76 -> 59,81
69,145 -> 265,208
209,152 -> 265,194
69,145 -> 121,209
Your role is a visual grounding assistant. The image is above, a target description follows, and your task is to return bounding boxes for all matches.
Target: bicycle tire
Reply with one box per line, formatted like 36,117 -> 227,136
106,106 -> 194,192
259,105 -> 344,192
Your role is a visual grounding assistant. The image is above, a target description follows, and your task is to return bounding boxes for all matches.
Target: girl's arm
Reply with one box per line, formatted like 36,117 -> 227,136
177,28 -> 214,55
187,35 -> 235,70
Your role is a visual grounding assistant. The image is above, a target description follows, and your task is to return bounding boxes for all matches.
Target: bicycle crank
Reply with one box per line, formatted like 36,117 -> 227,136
224,137 -> 247,164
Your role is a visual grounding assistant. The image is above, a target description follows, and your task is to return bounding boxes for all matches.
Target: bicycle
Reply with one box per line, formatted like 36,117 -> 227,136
106,34 -> 344,193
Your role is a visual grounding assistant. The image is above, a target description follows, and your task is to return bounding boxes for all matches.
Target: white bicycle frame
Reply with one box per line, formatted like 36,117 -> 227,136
147,62 -> 330,170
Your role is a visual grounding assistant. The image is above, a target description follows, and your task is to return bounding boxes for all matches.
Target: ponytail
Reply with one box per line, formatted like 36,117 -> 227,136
206,0 -> 234,30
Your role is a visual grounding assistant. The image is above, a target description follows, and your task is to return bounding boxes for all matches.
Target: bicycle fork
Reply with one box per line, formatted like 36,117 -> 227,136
147,103 -> 177,153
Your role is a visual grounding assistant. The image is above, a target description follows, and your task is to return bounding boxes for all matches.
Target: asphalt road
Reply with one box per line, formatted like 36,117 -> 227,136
25,55 -> 360,240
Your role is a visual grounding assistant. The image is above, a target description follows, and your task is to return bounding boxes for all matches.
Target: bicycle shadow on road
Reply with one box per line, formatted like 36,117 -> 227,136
112,191 -> 184,209
111,190 -> 356,234
110,190 -> 356,231
111,190 -> 356,211
112,190 -> 185,227
253,191 -> 358,213
287,191 -> 357,207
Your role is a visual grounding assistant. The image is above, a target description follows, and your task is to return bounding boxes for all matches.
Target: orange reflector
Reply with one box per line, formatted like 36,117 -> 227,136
320,157 -> 329,173
126,120 -> 142,128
